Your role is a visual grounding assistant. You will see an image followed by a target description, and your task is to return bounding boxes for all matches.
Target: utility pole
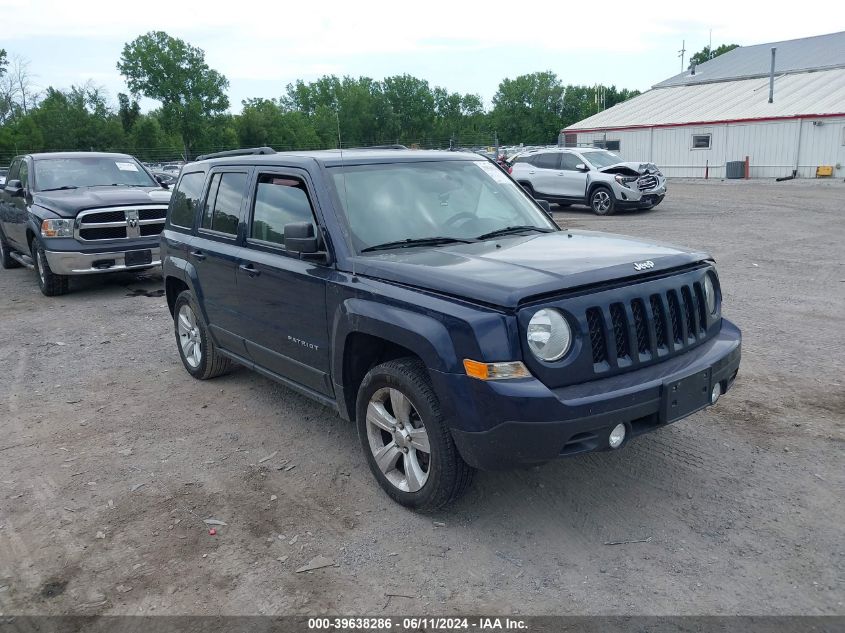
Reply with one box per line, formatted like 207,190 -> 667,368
679,40 -> 686,71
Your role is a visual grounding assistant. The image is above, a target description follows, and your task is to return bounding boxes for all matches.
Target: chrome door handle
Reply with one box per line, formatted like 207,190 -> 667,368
190,249 -> 206,260
239,263 -> 260,278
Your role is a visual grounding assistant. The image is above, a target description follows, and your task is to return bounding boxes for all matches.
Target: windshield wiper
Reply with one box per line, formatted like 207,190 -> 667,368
108,183 -> 151,187
361,236 -> 476,253
39,185 -> 78,192
475,225 -> 556,240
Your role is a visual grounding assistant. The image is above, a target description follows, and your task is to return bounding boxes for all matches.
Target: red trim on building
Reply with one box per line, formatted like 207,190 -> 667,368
563,112 -> 845,134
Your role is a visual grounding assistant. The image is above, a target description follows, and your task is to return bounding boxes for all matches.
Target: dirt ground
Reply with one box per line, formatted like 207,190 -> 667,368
0,179 -> 842,616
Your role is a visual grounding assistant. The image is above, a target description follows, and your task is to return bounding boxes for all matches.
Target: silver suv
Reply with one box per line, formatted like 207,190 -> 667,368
510,147 -> 667,215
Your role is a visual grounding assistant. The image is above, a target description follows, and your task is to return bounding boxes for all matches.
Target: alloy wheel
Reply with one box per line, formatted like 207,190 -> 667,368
177,304 -> 203,368
593,190 -> 612,213
365,387 -> 431,492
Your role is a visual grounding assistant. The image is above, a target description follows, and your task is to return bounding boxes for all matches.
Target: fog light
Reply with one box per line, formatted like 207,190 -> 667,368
711,382 -> 722,404
609,423 -> 626,448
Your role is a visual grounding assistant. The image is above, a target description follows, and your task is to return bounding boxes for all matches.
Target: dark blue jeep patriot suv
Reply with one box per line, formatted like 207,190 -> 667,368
161,147 -> 741,510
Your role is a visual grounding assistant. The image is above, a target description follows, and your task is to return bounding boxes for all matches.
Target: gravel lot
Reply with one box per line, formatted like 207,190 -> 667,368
0,179 -> 842,616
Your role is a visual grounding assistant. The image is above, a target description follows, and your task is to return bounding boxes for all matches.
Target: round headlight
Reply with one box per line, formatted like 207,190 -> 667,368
527,309 -> 572,362
704,273 -> 718,314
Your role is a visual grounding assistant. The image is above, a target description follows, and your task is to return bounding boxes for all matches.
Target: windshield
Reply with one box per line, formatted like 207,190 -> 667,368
581,151 -> 624,169
328,160 -> 557,253
33,157 -> 157,191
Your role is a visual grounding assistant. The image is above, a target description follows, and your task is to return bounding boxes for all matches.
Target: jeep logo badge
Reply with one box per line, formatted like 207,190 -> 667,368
633,260 -> 655,271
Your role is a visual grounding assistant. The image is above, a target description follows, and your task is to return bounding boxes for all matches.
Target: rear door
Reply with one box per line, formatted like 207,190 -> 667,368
527,152 -> 562,197
236,168 -> 333,396
192,167 -> 251,354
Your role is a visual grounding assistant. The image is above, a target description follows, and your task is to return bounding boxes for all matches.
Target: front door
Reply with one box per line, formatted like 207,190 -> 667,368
2,158 -> 30,250
192,168 -> 251,354
557,152 -> 590,199
236,169 -> 332,396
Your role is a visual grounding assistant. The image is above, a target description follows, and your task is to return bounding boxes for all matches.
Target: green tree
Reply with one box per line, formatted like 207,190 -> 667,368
491,71 -> 565,144
117,92 -> 140,133
688,43 -> 740,69
117,31 -> 229,158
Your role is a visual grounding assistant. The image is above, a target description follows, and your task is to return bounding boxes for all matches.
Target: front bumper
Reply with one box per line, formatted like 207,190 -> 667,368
443,318 -> 741,471
612,179 -> 667,209
45,247 -> 161,275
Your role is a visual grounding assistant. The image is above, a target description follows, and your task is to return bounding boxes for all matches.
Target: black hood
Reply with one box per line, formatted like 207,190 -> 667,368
33,186 -> 172,217
353,231 -> 709,309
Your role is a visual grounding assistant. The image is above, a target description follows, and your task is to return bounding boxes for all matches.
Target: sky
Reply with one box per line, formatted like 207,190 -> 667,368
2,0 -> 844,113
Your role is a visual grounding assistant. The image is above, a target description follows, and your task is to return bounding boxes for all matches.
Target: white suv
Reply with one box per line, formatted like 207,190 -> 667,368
510,148 -> 666,215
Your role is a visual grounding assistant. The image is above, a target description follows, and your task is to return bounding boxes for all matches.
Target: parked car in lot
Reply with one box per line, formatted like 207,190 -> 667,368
0,152 -> 171,296
152,170 -> 178,187
161,147 -> 740,510
510,147 -> 667,215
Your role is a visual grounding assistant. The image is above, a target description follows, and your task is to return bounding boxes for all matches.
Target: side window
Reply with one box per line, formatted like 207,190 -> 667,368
18,162 -> 29,188
532,153 -> 560,170
7,159 -> 20,182
560,154 -> 583,171
692,134 -> 711,149
249,174 -> 316,247
201,174 -> 221,230
201,172 -> 247,236
169,171 -> 205,228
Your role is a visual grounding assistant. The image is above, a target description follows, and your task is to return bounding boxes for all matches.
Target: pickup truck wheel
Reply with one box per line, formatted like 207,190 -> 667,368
31,241 -> 69,296
357,358 -> 473,511
0,231 -> 21,269
590,186 -> 616,216
173,290 -> 232,379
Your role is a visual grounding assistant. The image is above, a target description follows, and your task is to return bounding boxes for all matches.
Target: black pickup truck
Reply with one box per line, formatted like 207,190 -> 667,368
0,152 -> 171,295
161,147 -> 741,510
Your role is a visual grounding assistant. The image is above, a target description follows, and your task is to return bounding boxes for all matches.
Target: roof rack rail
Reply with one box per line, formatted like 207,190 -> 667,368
195,147 -> 276,161
348,144 -> 408,150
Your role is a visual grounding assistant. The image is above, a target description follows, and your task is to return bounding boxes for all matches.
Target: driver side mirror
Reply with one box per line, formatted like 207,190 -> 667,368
284,222 -> 326,261
576,163 -> 589,172
154,175 -> 170,189
4,179 -> 23,197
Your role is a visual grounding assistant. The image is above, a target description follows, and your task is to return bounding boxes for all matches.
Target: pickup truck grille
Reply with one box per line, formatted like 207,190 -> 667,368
637,175 -> 658,191
586,280 -> 709,370
75,206 -> 168,241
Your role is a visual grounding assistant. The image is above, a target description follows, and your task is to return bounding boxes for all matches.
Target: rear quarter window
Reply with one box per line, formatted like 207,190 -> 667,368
169,171 -> 206,228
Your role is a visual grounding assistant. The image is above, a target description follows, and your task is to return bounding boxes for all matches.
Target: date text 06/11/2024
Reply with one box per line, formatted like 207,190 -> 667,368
307,617 -> 528,630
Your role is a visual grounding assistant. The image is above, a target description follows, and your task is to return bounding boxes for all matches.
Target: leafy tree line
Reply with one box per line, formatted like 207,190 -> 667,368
0,31 -> 642,164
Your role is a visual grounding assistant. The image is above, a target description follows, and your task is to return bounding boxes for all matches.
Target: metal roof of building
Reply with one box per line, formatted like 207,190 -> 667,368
564,67 -> 845,132
655,31 -> 845,88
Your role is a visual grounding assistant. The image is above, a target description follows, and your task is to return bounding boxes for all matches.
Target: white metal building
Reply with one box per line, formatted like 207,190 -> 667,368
562,32 -> 845,178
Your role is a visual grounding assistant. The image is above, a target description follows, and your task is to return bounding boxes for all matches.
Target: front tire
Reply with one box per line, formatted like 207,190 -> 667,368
356,358 -> 473,511
0,230 -> 21,269
32,241 -> 69,296
590,186 -> 616,216
173,290 -> 232,379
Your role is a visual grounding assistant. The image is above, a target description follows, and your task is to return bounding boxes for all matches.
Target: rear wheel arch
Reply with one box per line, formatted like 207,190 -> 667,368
165,276 -> 190,315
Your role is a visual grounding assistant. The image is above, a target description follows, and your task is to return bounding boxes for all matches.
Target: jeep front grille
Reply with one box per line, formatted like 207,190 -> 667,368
637,175 -> 658,191
75,206 -> 168,241
586,280 -> 709,370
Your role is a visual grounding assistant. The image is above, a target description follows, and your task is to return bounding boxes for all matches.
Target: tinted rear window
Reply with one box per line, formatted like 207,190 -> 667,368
169,171 -> 206,228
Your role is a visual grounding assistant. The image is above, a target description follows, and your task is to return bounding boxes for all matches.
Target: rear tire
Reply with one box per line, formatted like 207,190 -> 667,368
356,358 -> 474,511
173,290 -> 233,379
590,186 -> 616,216
0,230 -> 21,269
32,241 -> 69,296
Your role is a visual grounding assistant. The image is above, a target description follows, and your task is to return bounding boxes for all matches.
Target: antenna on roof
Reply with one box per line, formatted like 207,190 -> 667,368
679,39 -> 687,71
